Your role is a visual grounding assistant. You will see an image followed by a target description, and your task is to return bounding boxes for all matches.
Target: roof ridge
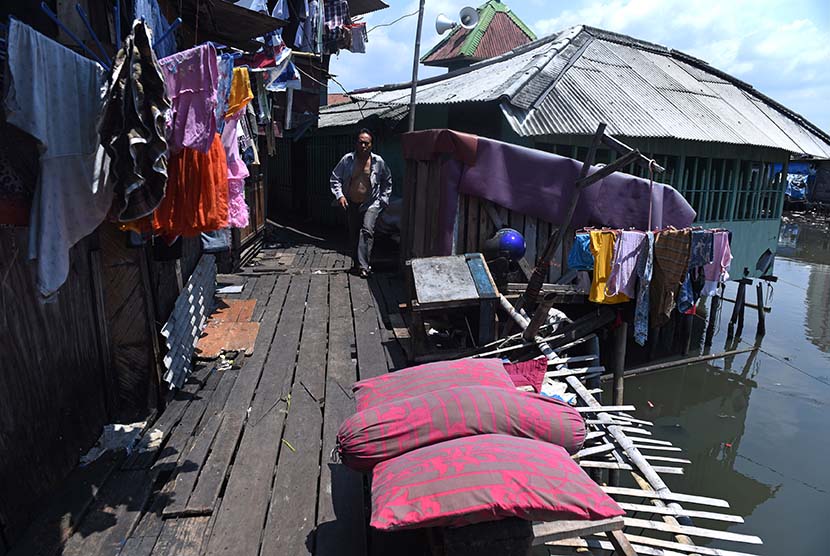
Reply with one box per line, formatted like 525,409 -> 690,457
501,25 -> 584,101
459,2 -> 498,57
354,29 -> 568,95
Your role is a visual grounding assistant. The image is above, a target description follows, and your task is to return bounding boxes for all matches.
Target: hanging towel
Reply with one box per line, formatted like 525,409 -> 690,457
160,44 -> 219,153
4,20 -> 112,299
702,230 -> 733,296
99,21 -> 171,222
607,230 -> 646,298
650,228 -> 691,326
226,67 -> 254,118
588,231 -> 630,305
567,233 -> 594,271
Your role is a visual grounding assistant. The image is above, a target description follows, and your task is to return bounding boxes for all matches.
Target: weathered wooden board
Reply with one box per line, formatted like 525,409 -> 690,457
260,275 -> 329,555
350,274 -> 389,381
411,256 -> 479,304
315,273 -> 367,556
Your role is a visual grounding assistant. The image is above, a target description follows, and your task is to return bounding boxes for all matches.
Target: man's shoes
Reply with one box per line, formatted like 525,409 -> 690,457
359,268 -> 371,279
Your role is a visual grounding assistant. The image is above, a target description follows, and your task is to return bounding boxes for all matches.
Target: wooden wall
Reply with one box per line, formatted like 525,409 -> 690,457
400,159 -> 565,283
0,229 -> 109,548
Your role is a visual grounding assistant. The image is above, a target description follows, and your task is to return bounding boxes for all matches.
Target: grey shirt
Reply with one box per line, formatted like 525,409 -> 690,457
330,152 -> 393,208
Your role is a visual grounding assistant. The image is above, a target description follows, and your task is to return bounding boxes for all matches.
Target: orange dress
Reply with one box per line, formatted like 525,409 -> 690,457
153,133 -> 229,237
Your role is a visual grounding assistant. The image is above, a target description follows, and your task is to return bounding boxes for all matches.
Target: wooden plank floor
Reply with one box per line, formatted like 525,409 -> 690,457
16,235 -> 411,556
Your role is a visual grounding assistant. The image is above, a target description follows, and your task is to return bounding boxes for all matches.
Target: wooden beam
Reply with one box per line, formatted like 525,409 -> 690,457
600,486 -> 729,509
623,518 -> 762,545
616,502 -> 742,524
531,517 -> 623,545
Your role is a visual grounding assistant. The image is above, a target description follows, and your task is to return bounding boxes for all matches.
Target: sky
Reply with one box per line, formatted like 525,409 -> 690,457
329,0 -> 830,131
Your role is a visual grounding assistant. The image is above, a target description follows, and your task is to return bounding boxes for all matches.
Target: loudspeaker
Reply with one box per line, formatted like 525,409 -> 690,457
459,6 -> 479,29
435,13 -> 456,35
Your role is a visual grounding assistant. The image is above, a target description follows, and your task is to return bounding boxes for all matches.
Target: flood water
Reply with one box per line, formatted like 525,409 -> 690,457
621,218 -> 830,555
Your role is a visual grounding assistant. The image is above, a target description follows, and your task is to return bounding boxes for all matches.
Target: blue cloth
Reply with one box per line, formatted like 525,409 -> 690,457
215,54 -> 234,134
134,0 -> 176,58
677,273 -> 695,314
567,233 -> 594,271
634,231 -> 655,346
689,229 -> 714,267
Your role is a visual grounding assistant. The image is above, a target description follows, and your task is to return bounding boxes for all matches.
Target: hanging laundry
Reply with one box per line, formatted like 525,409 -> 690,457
702,230 -> 733,296
251,71 -> 272,125
650,228 -> 691,326
633,231 -> 655,346
272,0 -> 289,19
260,61 -> 302,92
348,23 -> 367,53
323,0 -> 352,53
4,20 -> 111,298
588,231 -> 630,305
236,0 -> 269,12
160,43 -> 219,154
689,229 -> 714,267
295,0 -> 320,52
134,0 -> 176,58
226,67 -> 254,118
215,54 -> 235,134
240,105 -> 261,166
152,134 -> 229,237
0,122 -> 38,226
222,111 -> 251,229
99,21 -> 171,222
567,233 -> 594,271
607,230 -> 646,298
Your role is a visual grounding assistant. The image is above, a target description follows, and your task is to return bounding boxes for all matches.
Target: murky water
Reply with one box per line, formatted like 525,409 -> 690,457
621,219 -> 830,555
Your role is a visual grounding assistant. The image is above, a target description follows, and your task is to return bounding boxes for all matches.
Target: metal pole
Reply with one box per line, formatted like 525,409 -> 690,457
408,0 -> 426,132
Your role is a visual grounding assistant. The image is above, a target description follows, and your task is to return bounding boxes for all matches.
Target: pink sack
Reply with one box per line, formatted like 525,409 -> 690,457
371,434 -> 624,530
338,386 -> 585,472
352,358 -> 514,412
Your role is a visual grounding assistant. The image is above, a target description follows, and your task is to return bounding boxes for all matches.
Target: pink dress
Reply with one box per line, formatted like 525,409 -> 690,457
221,109 -> 250,228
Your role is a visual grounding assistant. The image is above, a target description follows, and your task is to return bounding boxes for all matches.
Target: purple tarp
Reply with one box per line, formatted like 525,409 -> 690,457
403,130 -> 696,255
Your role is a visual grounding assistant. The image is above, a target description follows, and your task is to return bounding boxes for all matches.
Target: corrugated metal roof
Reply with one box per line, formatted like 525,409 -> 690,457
318,100 -> 408,129
351,25 -> 830,157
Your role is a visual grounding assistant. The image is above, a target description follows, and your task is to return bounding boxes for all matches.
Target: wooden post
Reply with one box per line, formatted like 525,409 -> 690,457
728,281 -> 746,339
735,282 -> 747,339
681,314 -> 693,355
704,294 -> 720,347
611,321 -> 627,407
755,282 -> 766,337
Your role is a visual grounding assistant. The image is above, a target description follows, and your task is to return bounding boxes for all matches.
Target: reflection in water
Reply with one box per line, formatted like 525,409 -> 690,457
806,270 -> 830,353
623,219 -> 830,555
625,339 -> 778,527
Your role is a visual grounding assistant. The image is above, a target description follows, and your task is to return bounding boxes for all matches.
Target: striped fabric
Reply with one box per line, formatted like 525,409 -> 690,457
338,386 -> 586,472
371,434 -> 624,530
352,358 -> 515,412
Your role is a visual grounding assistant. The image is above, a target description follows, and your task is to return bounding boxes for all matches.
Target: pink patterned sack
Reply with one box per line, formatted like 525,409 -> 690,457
352,358 -> 514,412
338,386 -> 585,472
371,434 -> 624,530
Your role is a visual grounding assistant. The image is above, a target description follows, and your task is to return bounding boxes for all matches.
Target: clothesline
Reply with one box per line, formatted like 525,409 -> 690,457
568,227 -> 733,346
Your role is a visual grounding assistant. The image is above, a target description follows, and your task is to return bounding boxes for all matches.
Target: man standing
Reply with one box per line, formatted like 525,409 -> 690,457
330,129 -> 393,278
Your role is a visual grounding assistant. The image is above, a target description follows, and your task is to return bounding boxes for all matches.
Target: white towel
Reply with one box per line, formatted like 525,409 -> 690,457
4,20 -> 112,299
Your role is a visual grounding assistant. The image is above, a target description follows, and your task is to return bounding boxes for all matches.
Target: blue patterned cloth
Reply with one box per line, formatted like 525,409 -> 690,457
690,229 -> 714,267
134,0 -> 176,58
677,273 -> 695,314
215,54 -> 234,133
567,233 -> 594,271
634,231 -> 655,346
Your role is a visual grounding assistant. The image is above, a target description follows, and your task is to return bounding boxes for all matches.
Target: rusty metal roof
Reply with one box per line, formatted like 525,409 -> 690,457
352,26 -> 830,157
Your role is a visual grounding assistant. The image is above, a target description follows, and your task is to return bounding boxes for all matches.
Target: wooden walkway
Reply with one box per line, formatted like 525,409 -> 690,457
12,234 -> 415,556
